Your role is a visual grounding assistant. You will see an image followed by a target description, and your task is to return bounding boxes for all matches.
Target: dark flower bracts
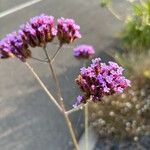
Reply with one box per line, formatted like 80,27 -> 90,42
0,14 -> 81,61
74,58 -> 131,107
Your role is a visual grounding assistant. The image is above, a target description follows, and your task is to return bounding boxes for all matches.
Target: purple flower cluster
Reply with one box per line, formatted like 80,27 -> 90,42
0,14 -> 81,61
20,14 -> 56,47
0,32 -> 31,61
73,44 -> 95,59
57,17 -> 81,44
74,58 -> 131,107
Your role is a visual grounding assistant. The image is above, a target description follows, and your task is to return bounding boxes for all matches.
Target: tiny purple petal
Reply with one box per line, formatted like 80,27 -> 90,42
73,95 -> 84,107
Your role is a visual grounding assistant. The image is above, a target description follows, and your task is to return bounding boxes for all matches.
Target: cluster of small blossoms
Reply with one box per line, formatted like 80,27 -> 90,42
74,58 -> 130,107
0,14 -> 81,61
0,32 -> 31,61
73,44 -> 95,59
20,14 -> 56,48
57,17 -> 81,44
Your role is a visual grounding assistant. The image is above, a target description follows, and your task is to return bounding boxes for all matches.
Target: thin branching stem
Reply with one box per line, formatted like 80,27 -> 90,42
25,62 -> 62,112
43,46 -> 79,150
107,5 -> 123,21
51,44 -> 62,63
66,99 -> 90,115
83,60 -> 88,150
66,105 -> 83,115
85,103 -> 88,150
43,47 -> 62,100
31,56 -> 48,63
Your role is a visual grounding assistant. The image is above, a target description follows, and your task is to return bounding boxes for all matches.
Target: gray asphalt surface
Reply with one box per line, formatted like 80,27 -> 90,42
0,0 -> 126,149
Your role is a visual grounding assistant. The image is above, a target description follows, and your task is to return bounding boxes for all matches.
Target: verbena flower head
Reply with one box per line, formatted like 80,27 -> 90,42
0,37 -> 14,59
20,14 -> 57,47
0,32 -> 31,61
0,14 -> 56,61
57,17 -> 81,44
74,58 -> 131,107
0,14 -> 82,61
73,44 -> 95,59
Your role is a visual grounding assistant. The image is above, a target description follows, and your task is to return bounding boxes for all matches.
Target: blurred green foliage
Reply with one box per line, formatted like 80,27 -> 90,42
121,0 -> 150,52
100,0 -> 150,52
94,1 -> 150,140
100,0 -> 111,7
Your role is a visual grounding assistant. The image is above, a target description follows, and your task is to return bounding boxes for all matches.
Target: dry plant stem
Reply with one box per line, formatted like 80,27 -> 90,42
85,103 -> 88,150
83,60 -> 88,150
25,62 -> 62,112
51,44 -> 62,63
43,47 -> 62,101
66,105 -> 83,115
31,56 -> 48,63
43,47 -> 79,150
66,100 -> 90,115
67,101 -> 89,149
107,5 -> 122,21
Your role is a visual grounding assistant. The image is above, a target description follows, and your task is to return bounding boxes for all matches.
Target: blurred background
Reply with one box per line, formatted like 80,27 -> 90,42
0,0 -> 149,150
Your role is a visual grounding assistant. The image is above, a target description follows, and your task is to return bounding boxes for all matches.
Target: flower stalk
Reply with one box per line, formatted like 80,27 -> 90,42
51,44 -> 63,63
25,62 -> 62,112
85,103 -> 89,150
107,5 -> 122,21
66,105 -> 83,115
43,46 -> 79,150
31,56 -> 48,63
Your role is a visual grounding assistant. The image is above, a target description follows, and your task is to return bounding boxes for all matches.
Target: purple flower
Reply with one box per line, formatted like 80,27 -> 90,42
74,58 -> 131,106
0,14 -> 82,61
73,44 -> 95,59
0,32 -> 31,61
0,14 -> 57,61
73,95 -> 85,108
20,14 -> 56,47
0,38 -> 14,59
57,17 -> 81,44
